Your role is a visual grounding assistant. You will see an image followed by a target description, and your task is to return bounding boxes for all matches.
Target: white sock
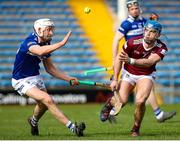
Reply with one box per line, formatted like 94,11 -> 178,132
156,111 -> 164,120
154,108 -> 163,119
66,121 -> 75,132
32,116 -> 38,122
31,116 -> 38,126
110,107 -> 115,115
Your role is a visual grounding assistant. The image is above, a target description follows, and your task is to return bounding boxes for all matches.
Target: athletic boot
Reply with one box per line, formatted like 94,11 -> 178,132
108,107 -> 117,123
131,124 -> 140,137
108,115 -> 117,124
157,111 -> 176,123
74,122 -> 86,137
100,98 -> 113,122
28,117 -> 39,136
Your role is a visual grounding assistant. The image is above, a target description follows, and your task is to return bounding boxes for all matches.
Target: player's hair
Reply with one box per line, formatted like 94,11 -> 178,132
144,20 -> 162,34
33,18 -> 54,37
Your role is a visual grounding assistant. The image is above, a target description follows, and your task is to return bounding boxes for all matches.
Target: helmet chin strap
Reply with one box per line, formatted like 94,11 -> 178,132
36,28 -> 45,37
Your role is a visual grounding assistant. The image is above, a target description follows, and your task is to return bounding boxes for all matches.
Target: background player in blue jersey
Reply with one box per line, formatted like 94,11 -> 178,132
12,18 -> 85,136
101,0 -> 175,123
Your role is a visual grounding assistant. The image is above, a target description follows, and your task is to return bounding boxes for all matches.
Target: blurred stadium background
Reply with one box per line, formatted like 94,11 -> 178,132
0,0 -> 180,105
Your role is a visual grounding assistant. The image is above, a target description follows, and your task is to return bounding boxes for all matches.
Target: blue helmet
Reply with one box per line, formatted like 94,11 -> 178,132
144,20 -> 162,33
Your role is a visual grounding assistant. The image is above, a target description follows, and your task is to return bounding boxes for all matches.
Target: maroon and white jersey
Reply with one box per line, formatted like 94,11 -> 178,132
123,35 -> 168,75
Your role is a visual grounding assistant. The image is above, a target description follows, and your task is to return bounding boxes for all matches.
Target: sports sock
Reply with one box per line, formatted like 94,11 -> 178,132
31,116 -> 38,126
66,121 -> 75,132
154,107 -> 164,119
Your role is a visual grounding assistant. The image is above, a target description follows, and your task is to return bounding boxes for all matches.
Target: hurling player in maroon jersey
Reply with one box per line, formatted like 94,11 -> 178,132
114,20 -> 167,136
111,20 -> 167,136
108,0 -> 175,124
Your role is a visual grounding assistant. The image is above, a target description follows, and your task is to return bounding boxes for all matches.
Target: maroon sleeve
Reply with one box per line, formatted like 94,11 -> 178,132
122,39 -> 133,54
155,44 -> 168,59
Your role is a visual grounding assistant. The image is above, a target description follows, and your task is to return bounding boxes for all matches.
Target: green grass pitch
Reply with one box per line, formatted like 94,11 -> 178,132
0,103 -> 180,140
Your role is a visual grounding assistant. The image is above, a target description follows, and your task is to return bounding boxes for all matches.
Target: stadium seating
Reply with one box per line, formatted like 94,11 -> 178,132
142,0 -> 180,89
0,0 -> 107,90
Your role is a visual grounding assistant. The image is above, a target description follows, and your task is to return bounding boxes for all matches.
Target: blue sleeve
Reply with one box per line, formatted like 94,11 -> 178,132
21,38 -> 38,53
143,18 -> 147,24
118,21 -> 131,35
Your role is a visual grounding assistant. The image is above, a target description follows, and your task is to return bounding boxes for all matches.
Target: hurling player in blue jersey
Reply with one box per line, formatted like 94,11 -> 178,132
100,0 -> 175,123
12,19 -> 85,136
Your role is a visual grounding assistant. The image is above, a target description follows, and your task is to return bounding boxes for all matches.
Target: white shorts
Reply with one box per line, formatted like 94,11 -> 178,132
12,75 -> 46,96
121,69 -> 156,86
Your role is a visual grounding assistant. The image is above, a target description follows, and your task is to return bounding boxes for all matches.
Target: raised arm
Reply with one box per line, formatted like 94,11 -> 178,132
119,51 -> 162,67
29,31 -> 71,56
110,53 -> 123,91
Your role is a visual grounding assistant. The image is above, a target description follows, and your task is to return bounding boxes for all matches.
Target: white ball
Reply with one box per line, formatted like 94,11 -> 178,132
84,7 -> 91,14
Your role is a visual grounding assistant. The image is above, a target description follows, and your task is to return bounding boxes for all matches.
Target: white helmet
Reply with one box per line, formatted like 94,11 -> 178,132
126,0 -> 139,8
34,18 -> 54,37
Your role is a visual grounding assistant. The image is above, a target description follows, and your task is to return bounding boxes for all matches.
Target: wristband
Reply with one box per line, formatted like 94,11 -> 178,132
129,58 -> 135,65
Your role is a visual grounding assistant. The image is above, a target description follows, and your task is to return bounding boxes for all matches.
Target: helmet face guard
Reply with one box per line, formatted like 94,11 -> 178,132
126,0 -> 139,8
34,18 -> 54,37
144,20 -> 162,34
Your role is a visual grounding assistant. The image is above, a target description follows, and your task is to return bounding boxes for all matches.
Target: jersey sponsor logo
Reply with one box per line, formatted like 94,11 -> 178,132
134,50 -> 140,55
133,38 -> 143,45
132,25 -> 137,28
127,28 -> 144,36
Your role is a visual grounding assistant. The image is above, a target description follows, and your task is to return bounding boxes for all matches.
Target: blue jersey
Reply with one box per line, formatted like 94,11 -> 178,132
12,33 -> 51,80
118,15 -> 147,40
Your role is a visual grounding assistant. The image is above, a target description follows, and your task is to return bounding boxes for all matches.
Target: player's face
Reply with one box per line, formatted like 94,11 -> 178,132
128,5 -> 140,18
144,27 -> 160,44
42,26 -> 54,41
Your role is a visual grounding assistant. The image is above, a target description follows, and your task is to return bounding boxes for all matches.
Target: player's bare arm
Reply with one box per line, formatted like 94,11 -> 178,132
119,51 -> 161,67
132,53 -> 161,67
110,54 -> 123,91
29,31 -> 72,56
43,57 -> 78,83
112,31 -> 124,65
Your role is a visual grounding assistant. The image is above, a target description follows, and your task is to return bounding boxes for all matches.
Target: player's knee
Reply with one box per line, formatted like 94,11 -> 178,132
43,95 -> 54,107
136,95 -> 148,103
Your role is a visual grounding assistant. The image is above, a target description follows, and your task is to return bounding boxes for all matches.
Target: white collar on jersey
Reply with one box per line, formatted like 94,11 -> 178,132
143,39 -> 157,51
128,15 -> 143,21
